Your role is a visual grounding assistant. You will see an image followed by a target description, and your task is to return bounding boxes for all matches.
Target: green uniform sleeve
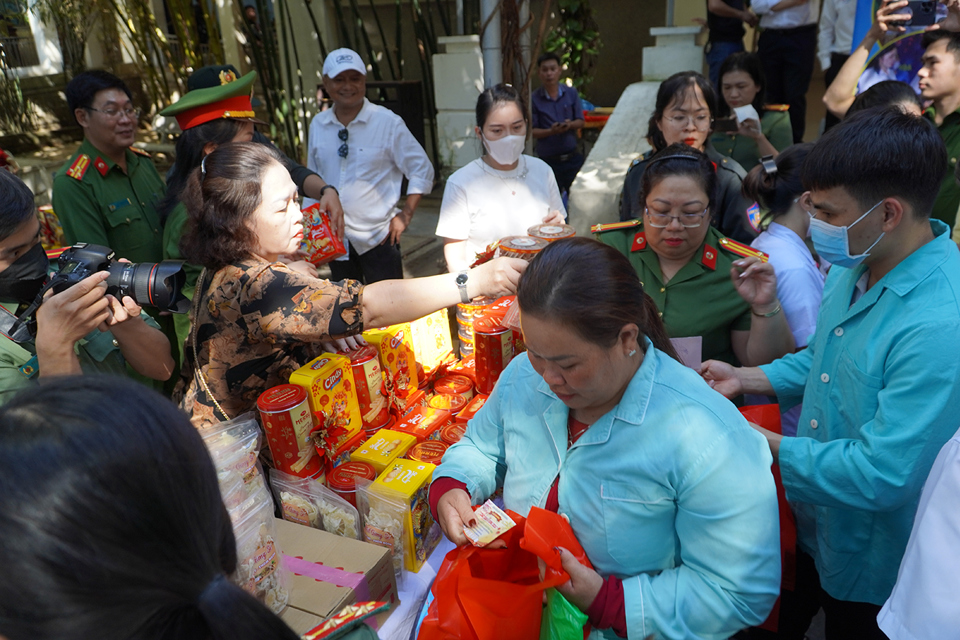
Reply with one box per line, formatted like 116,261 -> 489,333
52,173 -> 112,248
0,340 -> 33,405
595,227 -> 632,255
764,112 -> 794,155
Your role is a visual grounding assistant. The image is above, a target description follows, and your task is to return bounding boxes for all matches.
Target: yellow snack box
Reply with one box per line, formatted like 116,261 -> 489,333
408,309 -> 454,375
289,354 -> 362,454
350,429 -> 417,474
363,325 -> 420,400
372,458 -> 439,572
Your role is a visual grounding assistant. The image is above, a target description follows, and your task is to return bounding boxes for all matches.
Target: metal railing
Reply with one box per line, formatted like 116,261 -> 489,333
0,36 -> 40,68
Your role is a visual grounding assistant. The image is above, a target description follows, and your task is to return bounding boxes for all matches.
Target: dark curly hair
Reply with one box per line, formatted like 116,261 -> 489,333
180,141 -> 283,271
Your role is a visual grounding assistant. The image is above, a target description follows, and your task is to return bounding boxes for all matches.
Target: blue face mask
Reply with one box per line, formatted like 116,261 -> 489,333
808,199 -> 885,269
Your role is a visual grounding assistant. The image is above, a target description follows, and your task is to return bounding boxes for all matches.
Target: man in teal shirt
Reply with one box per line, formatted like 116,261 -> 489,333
702,109 -> 960,638
0,171 -> 173,404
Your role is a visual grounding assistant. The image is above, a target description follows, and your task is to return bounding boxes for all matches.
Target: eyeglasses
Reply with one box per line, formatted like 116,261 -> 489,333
85,106 -> 142,120
662,113 -> 712,130
644,207 -> 708,228
338,128 -> 349,158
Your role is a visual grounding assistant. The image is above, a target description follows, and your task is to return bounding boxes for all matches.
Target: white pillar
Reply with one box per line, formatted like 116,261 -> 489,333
480,0 -> 501,88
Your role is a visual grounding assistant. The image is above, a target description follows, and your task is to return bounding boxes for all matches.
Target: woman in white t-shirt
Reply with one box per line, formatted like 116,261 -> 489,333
437,84 -> 566,272
743,143 -> 825,436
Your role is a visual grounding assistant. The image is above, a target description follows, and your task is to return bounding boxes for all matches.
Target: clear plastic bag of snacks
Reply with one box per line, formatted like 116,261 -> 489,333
356,478 -> 407,581
203,413 -> 268,500
229,484 -> 289,614
268,468 -> 361,540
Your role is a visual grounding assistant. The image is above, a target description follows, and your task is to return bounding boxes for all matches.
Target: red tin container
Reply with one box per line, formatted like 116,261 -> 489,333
474,317 -> 513,395
257,384 -> 324,479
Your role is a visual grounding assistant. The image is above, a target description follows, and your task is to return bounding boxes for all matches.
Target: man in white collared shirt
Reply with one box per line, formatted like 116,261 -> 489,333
306,48 -> 435,283
752,0 -> 821,143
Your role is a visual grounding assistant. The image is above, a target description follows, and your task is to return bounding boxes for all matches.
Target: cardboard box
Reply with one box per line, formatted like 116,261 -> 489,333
350,429 -> 418,474
363,325 -> 420,399
289,354 -> 363,454
372,459 -> 440,573
392,405 -> 453,443
408,309 -> 454,375
275,518 -> 398,632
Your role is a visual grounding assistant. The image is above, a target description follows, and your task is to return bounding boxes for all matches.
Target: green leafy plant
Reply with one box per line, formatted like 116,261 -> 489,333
543,0 -> 602,92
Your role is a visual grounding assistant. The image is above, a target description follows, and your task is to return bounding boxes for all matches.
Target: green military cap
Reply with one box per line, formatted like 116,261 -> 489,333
161,70 -> 265,130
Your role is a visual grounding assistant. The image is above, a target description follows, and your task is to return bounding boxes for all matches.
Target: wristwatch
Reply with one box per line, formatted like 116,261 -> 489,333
456,270 -> 470,303
318,184 -> 339,198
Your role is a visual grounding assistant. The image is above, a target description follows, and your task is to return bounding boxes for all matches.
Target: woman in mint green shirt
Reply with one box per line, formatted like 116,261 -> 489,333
433,238 -> 781,639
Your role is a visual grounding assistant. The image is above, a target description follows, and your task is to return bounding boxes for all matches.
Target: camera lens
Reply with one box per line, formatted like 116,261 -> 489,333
105,261 -> 190,313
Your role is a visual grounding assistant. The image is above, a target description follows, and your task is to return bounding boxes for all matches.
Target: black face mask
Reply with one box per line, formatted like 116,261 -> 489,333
0,242 -> 49,304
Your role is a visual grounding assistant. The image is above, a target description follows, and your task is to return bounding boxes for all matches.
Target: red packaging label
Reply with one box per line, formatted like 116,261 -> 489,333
301,203 -> 347,265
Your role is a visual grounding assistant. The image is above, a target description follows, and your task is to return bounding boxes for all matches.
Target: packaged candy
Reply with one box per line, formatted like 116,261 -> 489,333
229,485 -> 289,613
350,429 -> 418,474
370,459 -> 440,572
269,468 -> 361,539
392,405 -> 453,443
326,460 -> 377,509
464,500 -> 517,547
202,413 -> 268,501
356,478 -> 408,579
300,203 -> 347,265
289,354 -> 362,456
257,384 -> 324,479
363,325 -> 420,402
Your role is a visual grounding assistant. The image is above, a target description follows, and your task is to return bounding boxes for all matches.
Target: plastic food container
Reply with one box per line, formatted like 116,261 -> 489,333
526,223 -> 576,242
496,235 -> 549,260
326,460 -> 377,508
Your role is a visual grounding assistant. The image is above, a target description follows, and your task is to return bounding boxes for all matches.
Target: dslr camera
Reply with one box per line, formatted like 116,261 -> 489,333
49,243 -> 189,313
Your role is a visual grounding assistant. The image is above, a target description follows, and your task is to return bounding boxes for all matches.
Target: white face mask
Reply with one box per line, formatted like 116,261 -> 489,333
481,133 -> 525,166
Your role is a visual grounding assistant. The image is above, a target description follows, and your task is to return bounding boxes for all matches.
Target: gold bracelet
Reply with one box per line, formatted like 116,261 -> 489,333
752,302 -> 782,318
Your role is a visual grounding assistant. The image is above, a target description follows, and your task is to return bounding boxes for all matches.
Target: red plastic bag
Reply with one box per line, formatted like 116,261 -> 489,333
519,506 -> 592,582
739,404 -> 797,632
418,511 -> 567,640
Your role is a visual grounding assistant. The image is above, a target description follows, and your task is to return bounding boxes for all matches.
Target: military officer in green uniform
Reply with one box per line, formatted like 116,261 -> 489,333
619,70 -> 760,244
0,171 -> 173,405
52,70 -> 165,264
597,145 -> 794,367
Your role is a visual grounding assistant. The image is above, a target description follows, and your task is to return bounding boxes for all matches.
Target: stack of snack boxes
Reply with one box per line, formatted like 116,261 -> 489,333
256,294 -> 534,572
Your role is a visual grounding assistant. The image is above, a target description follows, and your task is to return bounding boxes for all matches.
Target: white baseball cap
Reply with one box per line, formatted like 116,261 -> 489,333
323,48 -> 367,79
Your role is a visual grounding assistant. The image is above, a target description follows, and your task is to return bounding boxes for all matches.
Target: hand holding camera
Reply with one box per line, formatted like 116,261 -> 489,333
35,271 -> 112,377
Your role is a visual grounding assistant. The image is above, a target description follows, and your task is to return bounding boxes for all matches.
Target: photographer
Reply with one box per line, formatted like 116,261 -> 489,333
0,171 -> 173,404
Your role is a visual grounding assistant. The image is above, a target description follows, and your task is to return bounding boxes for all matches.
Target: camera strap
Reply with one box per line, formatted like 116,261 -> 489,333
191,268 -> 230,422
0,301 -> 37,344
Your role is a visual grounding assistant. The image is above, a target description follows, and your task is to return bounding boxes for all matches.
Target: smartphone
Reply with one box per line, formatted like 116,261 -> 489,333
713,117 -> 739,133
891,0 -> 941,27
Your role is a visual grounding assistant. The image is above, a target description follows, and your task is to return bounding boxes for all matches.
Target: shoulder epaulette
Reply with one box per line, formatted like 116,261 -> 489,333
129,146 -> 151,158
629,150 -> 653,168
764,104 -> 790,112
45,247 -> 67,261
65,154 -> 91,181
592,219 -> 640,234
718,237 -> 768,262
